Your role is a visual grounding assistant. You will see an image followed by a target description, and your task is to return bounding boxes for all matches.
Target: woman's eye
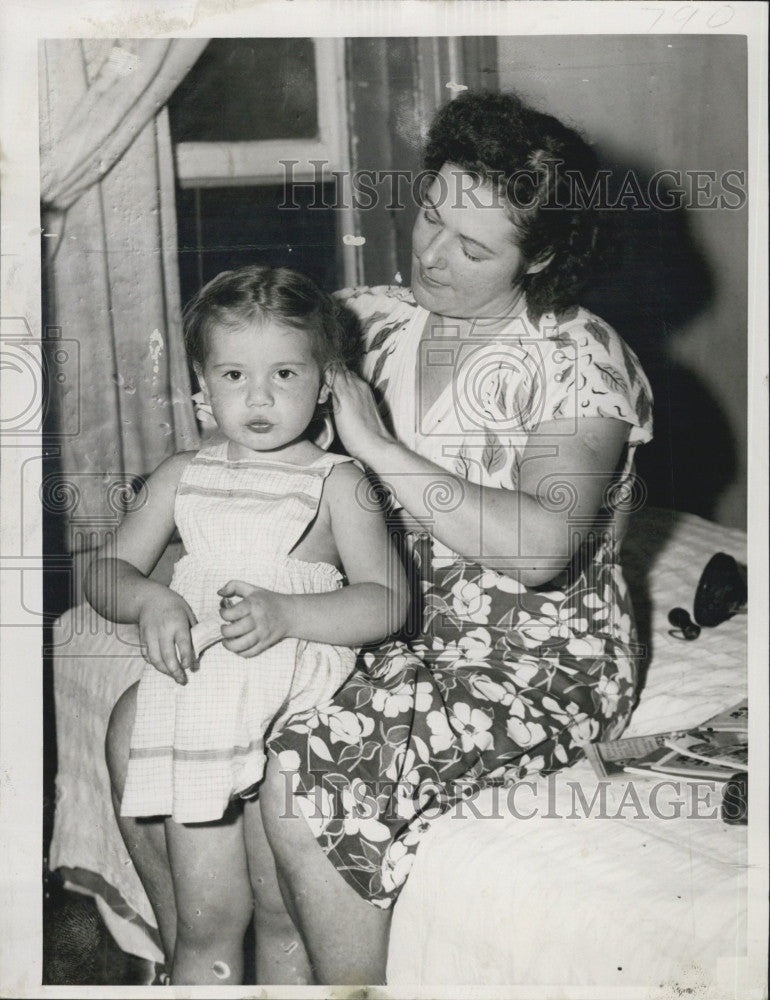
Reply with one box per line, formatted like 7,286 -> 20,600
461,247 -> 483,262
422,208 -> 439,226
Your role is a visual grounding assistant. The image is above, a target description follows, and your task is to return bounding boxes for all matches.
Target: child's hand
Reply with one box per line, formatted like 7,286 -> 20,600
137,586 -> 197,685
217,580 -> 292,657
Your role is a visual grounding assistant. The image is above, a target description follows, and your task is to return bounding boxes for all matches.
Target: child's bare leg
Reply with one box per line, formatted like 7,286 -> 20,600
165,806 -> 253,985
106,684 -> 177,960
243,798 -> 314,984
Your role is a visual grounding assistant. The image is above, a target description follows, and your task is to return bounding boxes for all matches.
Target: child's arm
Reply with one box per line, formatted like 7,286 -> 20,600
84,452 -> 197,685
218,463 -> 408,657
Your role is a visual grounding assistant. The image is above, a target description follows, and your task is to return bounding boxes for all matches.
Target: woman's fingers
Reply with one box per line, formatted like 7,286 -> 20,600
330,367 -> 392,464
331,367 -> 368,404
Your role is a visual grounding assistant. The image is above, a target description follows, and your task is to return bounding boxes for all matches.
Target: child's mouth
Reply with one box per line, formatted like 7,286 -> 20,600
247,420 -> 274,433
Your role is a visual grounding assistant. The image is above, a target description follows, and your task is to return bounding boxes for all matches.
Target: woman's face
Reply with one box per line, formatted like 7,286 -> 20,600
411,162 -> 541,320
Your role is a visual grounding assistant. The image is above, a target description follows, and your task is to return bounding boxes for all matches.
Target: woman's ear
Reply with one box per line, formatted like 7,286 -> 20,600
526,253 -> 554,276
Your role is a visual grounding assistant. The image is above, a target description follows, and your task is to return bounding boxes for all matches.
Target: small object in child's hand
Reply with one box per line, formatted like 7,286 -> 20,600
175,641 -> 199,672
667,606 -> 701,640
721,771 -> 748,825
190,617 -> 225,658
220,595 -> 238,609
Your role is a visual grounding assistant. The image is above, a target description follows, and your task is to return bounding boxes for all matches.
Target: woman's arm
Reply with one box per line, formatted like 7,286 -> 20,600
84,452 -> 197,683
330,369 -> 629,587
218,463 -> 409,656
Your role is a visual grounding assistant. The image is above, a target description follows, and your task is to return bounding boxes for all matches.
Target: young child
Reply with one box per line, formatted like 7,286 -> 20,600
85,265 -> 407,985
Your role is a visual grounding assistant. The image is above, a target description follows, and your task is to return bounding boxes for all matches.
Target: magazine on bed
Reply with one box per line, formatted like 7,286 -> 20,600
697,698 -> 748,733
584,700 -> 748,781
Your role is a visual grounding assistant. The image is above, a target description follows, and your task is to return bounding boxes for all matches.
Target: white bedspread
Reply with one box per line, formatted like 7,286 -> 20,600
49,508 -> 754,989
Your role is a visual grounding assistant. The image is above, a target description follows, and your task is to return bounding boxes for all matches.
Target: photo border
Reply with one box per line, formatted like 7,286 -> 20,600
1,2 -> 767,997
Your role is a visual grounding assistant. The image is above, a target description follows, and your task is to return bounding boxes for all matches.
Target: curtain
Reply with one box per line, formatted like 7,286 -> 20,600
39,38 -> 208,552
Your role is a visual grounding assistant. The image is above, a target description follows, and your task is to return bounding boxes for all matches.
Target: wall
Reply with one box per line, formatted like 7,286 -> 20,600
496,35 -> 748,529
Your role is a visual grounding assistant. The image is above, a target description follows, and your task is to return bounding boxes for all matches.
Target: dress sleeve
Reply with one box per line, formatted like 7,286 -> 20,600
538,309 -> 654,447
334,286 -> 416,349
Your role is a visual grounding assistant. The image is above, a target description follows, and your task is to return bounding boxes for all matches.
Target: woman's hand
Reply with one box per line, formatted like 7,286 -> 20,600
218,580 -> 292,657
330,368 -> 394,463
137,585 -> 197,685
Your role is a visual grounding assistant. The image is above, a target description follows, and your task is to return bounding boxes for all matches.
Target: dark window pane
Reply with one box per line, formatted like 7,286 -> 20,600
176,183 -> 341,307
169,39 -> 318,143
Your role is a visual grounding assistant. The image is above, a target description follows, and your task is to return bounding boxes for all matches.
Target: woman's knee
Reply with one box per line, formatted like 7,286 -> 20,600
251,888 -> 296,938
105,682 -> 138,795
258,757 -> 316,864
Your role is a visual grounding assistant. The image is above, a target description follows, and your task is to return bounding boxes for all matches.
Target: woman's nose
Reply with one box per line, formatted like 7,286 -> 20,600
419,229 -> 448,270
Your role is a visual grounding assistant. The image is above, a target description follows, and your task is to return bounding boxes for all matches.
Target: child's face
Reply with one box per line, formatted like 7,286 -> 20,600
196,320 -> 329,459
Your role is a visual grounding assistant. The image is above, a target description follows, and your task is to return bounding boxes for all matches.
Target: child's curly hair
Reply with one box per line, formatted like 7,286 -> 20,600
184,264 -> 361,373
423,91 -> 612,318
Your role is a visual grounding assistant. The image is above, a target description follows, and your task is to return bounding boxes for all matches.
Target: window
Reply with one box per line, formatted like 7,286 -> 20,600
168,38 -> 356,292
169,38 -> 348,187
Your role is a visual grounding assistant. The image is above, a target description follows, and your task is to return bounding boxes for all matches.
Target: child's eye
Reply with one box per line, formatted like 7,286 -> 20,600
223,370 -> 244,382
275,369 -> 296,381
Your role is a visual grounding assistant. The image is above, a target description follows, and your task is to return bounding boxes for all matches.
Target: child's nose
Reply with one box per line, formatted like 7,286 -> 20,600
247,381 -> 273,406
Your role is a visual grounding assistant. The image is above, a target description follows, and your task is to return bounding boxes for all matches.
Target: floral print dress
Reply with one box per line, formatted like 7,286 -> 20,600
269,287 -> 654,907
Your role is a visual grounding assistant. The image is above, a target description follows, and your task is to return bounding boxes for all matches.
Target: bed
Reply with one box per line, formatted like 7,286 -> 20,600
48,506 -> 755,991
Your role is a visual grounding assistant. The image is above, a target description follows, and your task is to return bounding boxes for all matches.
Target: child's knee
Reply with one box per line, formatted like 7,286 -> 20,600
176,883 -> 253,949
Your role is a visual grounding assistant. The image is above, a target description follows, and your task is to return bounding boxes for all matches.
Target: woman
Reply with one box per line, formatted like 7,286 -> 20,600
106,90 -> 653,985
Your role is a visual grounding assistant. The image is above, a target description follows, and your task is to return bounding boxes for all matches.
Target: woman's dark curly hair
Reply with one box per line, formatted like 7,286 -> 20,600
184,264 -> 361,372
423,91 -> 610,318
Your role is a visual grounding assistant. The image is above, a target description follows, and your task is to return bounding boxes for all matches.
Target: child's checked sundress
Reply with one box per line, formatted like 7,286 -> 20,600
120,441 -> 356,824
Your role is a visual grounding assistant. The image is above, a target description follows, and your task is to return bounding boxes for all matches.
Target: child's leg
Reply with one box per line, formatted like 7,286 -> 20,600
243,798 -> 314,985
106,683 -> 177,961
165,805 -> 254,985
